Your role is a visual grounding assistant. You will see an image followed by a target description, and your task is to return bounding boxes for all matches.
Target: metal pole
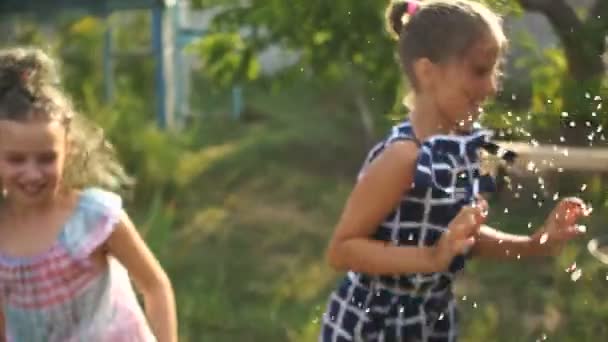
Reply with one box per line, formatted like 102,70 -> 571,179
103,13 -> 114,103
152,6 -> 166,128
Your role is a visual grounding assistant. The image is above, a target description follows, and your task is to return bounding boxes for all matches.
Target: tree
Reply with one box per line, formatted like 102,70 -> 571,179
191,0 -> 606,143
190,1 -> 517,141
517,0 -> 607,82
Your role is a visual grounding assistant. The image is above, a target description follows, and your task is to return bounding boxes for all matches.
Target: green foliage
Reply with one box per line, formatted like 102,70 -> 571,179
190,0 -> 520,116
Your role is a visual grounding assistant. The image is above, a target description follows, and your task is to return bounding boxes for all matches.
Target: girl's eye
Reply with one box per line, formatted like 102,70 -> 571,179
475,67 -> 491,76
38,152 -> 57,164
6,154 -> 25,164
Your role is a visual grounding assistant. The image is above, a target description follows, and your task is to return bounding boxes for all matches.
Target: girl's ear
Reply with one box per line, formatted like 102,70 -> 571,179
412,57 -> 437,92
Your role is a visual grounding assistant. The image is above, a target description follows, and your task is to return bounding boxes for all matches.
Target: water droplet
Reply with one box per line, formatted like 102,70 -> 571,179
581,184 -> 587,191
504,208 -> 509,214
473,302 -> 478,308
540,233 -> 549,244
553,192 -> 559,200
527,161 -> 536,171
571,268 -> 582,282
528,222 -> 533,229
585,92 -> 591,99
516,254 -> 521,260
438,312 -> 445,320
565,262 -> 577,273
547,99 -> 553,104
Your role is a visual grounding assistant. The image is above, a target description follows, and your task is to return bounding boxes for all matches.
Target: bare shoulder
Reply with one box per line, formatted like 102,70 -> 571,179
361,139 -> 420,180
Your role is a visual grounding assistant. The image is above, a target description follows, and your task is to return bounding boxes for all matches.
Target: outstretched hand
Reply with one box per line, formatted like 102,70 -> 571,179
532,197 -> 590,255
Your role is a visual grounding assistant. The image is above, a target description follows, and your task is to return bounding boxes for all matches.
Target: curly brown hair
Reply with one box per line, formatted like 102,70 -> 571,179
0,47 -> 132,192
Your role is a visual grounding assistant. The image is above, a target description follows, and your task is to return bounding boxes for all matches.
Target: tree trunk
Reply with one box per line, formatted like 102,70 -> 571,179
518,0 -> 607,82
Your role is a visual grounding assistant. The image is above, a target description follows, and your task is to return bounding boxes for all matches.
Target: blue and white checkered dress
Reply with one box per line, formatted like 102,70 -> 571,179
320,120 -> 495,342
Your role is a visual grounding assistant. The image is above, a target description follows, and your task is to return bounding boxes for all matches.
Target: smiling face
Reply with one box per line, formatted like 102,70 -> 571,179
0,119 -> 68,206
426,33 -> 501,131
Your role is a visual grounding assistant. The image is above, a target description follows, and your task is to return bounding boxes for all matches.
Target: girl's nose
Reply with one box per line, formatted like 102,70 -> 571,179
22,164 -> 43,181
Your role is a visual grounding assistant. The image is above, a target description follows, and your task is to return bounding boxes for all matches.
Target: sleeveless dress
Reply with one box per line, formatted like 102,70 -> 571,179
320,121 -> 496,342
0,188 -> 156,341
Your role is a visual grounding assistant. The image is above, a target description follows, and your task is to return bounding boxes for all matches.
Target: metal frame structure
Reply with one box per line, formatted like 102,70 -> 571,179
0,0 -> 174,128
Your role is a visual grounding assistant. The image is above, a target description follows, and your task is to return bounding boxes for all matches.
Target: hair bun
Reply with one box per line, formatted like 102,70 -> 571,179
0,48 -> 59,99
385,1 -> 421,40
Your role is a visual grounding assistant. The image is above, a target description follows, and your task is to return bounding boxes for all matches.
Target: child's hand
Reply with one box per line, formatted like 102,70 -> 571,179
432,205 -> 486,271
532,197 -> 590,255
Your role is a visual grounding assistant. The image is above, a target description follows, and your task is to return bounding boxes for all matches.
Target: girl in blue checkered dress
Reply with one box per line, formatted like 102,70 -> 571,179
319,1 -> 589,341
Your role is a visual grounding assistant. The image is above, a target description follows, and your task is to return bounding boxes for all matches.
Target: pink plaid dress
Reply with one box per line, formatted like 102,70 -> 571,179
0,188 -> 156,341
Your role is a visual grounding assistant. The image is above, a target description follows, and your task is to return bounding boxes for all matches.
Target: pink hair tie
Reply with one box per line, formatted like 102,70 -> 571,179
407,1 -> 419,16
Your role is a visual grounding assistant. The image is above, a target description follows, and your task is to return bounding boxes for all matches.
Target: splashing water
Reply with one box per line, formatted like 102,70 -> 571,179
571,269 -> 582,282
565,262 -> 577,273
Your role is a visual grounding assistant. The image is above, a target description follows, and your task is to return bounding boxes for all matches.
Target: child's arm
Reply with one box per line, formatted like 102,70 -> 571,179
470,225 -> 540,258
327,141 -> 482,275
0,306 -> 5,342
106,212 -> 177,342
471,198 -> 587,258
